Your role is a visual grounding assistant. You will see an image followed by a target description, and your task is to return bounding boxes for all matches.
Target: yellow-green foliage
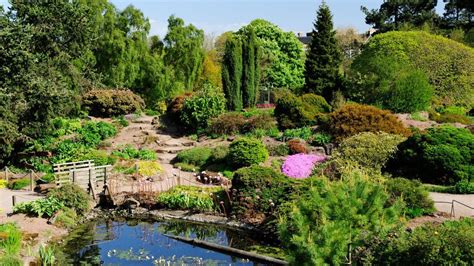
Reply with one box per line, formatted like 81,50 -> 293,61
156,186 -> 224,212
0,180 -> 7,188
352,31 -> 474,109
137,161 -> 162,177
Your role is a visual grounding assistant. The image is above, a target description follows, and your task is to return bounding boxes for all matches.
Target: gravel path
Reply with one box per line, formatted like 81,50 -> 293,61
430,192 -> 474,218
0,188 -> 44,217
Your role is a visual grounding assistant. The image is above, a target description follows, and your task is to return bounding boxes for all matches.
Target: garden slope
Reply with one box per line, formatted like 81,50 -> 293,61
352,31 -> 474,109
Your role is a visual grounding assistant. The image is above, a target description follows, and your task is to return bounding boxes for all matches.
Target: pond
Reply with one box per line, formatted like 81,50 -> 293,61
57,218 -> 282,265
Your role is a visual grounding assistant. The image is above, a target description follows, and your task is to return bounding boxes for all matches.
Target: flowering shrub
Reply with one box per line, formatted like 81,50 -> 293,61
282,154 -> 326,179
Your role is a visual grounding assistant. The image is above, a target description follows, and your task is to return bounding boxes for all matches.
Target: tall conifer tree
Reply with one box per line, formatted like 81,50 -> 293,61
242,29 -> 259,108
304,1 -> 342,100
222,36 -> 243,111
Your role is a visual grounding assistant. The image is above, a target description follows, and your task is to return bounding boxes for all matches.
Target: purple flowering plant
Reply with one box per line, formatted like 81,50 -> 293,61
282,153 -> 326,179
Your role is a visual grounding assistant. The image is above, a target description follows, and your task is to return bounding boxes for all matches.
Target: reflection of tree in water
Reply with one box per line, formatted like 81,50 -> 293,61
60,221 -> 102,265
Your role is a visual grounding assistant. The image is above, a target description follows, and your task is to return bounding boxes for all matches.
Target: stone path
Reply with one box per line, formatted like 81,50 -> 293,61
430,192 -> 474,218
0,188 -> 44,217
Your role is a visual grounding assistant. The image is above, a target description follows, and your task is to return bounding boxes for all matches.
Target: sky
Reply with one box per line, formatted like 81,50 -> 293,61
1,0 -> 447,37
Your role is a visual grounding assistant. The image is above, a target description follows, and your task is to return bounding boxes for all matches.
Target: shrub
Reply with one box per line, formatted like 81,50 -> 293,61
454,180 -> 474,194
175,147 -> 213,169
281,154 -> 326,179
274,91 -> 309,130
180,83 -> 226,132
112,146 -> 157,161
310,132 -> 333,146
7,178 -> 30,190
53,207 -> 78,229
362,218 -> 474,265
79,150 -> 116,166
209,112 -> 246,135
156,186 -> 224,212
430,112 -> 473,125
387,126 -> 474,185
47,184 -> 91,216
281,127 -> 313,141
328,103 -> 411,142
82,89 -> 145,117
210,145 -> 229,163
333,132 -> 406,171
244,113 -> 277,132
300,93 -> 332,115
232,166 -> 296,222
266,144 -> 289,156
0,179 -> 7,188
351,31 -> 474,109
136,161 -> 162,177
166,92 -> 193,120
442,106 -> 467,116
228,138 -> 269,167
13,197 -> 64,218
79,121 -> 117,147
174,162 -> 196,172
385,178 -> 435,218
287,139 -> 308,154
279,171 -> 402,265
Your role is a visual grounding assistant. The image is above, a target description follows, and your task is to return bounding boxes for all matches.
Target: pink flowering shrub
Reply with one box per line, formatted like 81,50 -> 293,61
282,154 -> 326,179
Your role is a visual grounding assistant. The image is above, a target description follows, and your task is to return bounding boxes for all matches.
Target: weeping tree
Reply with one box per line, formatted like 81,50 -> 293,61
222,30 -> 260,111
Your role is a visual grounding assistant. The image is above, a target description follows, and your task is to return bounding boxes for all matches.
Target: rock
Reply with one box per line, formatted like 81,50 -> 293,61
123,197 -> 140,209
198,135 -> 209,142
227,136 -> 236,142
151,117 -> 160,125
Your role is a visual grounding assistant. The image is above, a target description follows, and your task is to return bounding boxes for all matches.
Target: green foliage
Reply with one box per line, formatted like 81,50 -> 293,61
310,132 -> 333,146
328,103 -> 411,142
274,92 -> 310,130
79,121 -> 117,147
360,218 -> 474,265
301,94 -> 332,114
79,150 -> 116,166
351,31 -> 474,109
82,89 -> 145,117
228,138 -> 269,167
333,132 -> 406,171
136,161 -> 162,177
236,19 -> 305,91
222,35 -> 243,111
112,146 -> 157,161
385,178 -> 435,218
209,112 -> 276,136
387,126 -> 474,185
13,197 -> 64,218
180,83 -> 226,132
305,3 -> 343,100
7,178 -> 31,190
0,179 -> 7,188
279,171 -> 402,265
38,245 -> 57,266
282,127 -> 313,141
156,186 -> 224,212
175,147 -> 213,169
164,16 -> 204,91
454,180 -> 474,194
430,112 -> 473,125
47,184 -> 91,216
232,166 -> 296,221
0,223 -> 22,256
241,29 -> 260,108
210,145 -> 229,163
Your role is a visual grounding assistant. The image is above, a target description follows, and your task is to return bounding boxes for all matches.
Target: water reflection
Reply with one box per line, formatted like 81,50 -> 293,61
58,218 -> 273,265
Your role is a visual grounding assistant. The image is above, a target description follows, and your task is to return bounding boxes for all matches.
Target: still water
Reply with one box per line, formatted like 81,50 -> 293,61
58,218 -> 277,265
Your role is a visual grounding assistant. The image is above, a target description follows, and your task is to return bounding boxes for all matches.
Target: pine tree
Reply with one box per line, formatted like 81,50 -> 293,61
242,29 -> 259,108
304,2 -> 342,101
222,36 -> 243,111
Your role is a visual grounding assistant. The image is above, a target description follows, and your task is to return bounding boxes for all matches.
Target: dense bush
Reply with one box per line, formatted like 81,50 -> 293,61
333,132 -> 406,171
310,132 -> 333,146
385,178 -> 435,218
79,121 -> 117,147
429,111 -> 473,125
328,103 -> 411,142
279,170 -> 402,265
79,150 -> 116,166
244,113 -> 277,132
281,127 -> 313,141
287,139 -> 308,154
210,145 -> 229,163
82,89 -> 145,117
358,218 -> 474,265
387,126 -> 473,185
47,184 -> 92,216
180,83 -> 226,132
136,161 -> 162,176
232,166 -> 296,223
454,180 -> 474,194
228,138 -> 269,167
13,197 -> 64,218
156,186 -> 225,212
175,147 -> 213,169
274,91 -> 309,130
351,31 -> 474,110
300,93 -> 332,115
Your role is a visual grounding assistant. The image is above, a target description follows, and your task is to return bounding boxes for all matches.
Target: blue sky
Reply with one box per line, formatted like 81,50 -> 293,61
1,0 -> 446,37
